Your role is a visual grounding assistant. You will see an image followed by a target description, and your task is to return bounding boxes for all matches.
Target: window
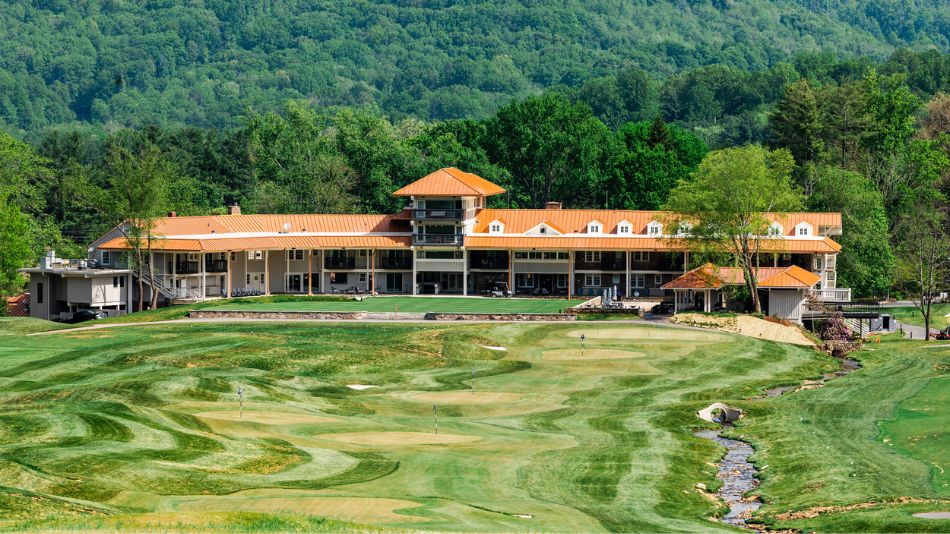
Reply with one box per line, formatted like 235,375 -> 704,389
584,251 -> 601,263
612,274 -> 621,284
516,273 -> 535,288
515,251 -> 528,259
632,274 -> 646,288
618,225 -> 630,234
330,272 -> 348,284
247,250 -> 263,260
795,222 -> 812,236
358,250 -> 367,257
588,223 -> 601,234
647,222 -> 662,236
556,274 -> 567,288
101,251 -> 111,265
36,283 -> 43,303
655,274 -> 663,286
633,251 -> 650,262
419,250 -> 462,259
358,273 -> 367,283
246,274 -> 251,285
187,253 -> 199,261
768,223 -> 783,237
539,226 -> 546,234
112,276 -> 124,288
813,255 -> 824,271
584,274 -> 601,287
489,220 -> 504,234
288,249 -> 305,261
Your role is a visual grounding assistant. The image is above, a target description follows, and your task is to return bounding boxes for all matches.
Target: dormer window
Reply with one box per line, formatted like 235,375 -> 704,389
647,221 -> 662,236
617,220 -> 632,234
768,223 -> 783,237
676,222 -> 692,237
588,221 -> 602,234
795,222 -> 812,237
489,220 -> 504,234
539,227 -> 546,235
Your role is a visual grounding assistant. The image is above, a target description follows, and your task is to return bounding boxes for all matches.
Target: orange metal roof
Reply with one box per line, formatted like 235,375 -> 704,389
100,235 -> 411,252
145,213 -> 407,236
663,263 -> 820,290
393,168 -> 506,197
473,209 -> 841,236
463,235 -> 841,253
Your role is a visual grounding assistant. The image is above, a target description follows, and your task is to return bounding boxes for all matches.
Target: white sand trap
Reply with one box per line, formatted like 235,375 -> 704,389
542,348 -> 644,360
481,345 -> 507,351
177,496 -> 425,523
396,391 -> 523,404
194,411 -> 338,425
318,431 -> 480,445
347,384 -> 377,390
915,512 -> 950,519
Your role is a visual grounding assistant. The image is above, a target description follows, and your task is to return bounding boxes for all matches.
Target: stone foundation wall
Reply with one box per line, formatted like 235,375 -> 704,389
189,310 -> 366,320
425,312 -> 576,321
572,307 -> 643,317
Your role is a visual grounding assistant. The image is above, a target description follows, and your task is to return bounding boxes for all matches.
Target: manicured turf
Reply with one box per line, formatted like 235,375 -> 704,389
0,319 -> 946,532
883,304 -> 950,331
213,296 -> 585,314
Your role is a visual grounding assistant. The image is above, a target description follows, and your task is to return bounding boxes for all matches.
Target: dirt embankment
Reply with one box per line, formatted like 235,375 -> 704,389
671,313 -> 814,346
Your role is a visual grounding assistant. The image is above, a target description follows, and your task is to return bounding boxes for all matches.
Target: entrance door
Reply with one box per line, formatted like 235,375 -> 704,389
386,273 -> 403,293
247,272 -> 265,292
286,273 -> 303,293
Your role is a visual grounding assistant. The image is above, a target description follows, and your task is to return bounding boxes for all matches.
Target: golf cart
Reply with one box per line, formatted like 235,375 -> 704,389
936,326 -> 950,340
489,281 -> 512,298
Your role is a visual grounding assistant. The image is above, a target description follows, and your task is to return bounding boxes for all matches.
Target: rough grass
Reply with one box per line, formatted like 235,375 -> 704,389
0,319 -> 945,532
213,295 -> 584,314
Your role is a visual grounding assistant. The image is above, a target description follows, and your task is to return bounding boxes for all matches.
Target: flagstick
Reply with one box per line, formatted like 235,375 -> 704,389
433,404 -> 438,435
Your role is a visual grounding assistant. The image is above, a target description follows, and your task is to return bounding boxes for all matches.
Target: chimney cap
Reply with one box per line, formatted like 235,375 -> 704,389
168,211 -> 177,217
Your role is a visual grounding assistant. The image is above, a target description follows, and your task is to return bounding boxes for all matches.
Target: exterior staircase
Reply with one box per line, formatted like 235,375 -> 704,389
5,294 -> 29,317
137,265 -> 204,302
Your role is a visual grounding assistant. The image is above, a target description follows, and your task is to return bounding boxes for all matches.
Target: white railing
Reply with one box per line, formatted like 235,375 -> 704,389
809,288 -> 852,302
137,265 -> 204,301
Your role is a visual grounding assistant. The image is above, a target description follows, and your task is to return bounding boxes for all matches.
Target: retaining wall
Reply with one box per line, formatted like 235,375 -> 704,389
188,310 -> 366,320
425,312 -> 576,321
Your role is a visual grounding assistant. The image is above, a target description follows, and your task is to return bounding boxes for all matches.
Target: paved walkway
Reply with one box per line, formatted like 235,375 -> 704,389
896,321 -> 941,340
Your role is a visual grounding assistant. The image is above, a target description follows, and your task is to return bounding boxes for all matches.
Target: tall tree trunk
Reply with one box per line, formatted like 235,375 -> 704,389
136,248 -> 145,312
148,244 -> 159,310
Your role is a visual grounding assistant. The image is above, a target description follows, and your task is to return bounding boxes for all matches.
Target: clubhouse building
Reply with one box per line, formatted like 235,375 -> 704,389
22,168 -> 847,322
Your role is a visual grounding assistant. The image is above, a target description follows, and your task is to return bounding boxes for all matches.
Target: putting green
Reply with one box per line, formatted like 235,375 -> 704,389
193,411 -> 339,425
317,431 -> 481,445
391,391 -> 524,404
541,348 -> 645,360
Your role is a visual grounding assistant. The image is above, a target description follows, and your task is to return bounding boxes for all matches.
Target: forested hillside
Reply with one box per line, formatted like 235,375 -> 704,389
1,0 -> 949,132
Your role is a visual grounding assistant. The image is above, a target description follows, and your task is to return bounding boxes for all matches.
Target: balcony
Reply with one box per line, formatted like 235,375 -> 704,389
325,257 -> 356,269
470,258 -> 508,270
205,260 -> 228,273
410,208 -> 463,220
379,257 -> 412,269
808,288 -> 852,302
175,262 -> 199,274
414,234 -> 463,246
575,259 -> 626,271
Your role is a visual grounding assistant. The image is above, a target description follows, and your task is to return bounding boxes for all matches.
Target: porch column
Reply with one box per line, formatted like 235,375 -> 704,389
244,251 -> 248,293
172,254 -> 177,298
370,249 -> 376,295
307,249 -> 313,295
126,271 -> 133,313
226,251 -> 232,298
317,250 -> 323,293
508,249 -> 513,296
625,251 -> 631,298
773,253 -> 778,267
264,250 -> 270,295
200,252 -> 206,299
462,249 -> 468,296
683,250 -> 689,272
704,290 -> 711,312
411,249 -> 417,295
568,251 -> 574,298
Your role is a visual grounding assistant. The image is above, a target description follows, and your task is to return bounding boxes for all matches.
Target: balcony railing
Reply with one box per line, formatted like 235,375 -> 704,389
379,257 -> 412,269
575,259 -> 626,271
205,260 -> 228,273
410,208 -> 463,220
325,257 -> 356,269
175,262 -> 199,274
809,288 -> 852,302
414,234 -> 463,246
470,258 -> 508,269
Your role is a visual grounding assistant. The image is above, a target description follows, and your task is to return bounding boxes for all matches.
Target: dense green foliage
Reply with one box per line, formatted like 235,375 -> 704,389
1,1 -> 950,133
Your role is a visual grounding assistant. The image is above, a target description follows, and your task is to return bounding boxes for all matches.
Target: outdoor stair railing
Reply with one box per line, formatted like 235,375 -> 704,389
137,264 -> 204,301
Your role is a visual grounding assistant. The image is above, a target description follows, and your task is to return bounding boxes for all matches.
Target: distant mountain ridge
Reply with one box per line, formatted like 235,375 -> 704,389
0,0 -> 947,132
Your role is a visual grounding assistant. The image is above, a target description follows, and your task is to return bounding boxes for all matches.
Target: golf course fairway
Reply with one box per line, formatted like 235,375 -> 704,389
0,317 -> 947,532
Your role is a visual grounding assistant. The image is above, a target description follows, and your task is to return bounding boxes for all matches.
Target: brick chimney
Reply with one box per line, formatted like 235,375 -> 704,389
227,203 -> 241,215
168,211 -> 177,217
544,201 -> 562,210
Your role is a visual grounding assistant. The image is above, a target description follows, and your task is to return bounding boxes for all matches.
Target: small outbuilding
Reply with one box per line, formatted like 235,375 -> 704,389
663,263 -> 821,324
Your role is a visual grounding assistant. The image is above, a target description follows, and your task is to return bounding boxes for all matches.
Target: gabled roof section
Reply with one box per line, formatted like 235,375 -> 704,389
526,220 -> 564,235
663,263 -> 821,290
393,168 -> 506,197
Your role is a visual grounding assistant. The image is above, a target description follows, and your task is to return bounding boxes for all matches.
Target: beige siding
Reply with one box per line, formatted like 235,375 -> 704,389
768,289 -> 805,323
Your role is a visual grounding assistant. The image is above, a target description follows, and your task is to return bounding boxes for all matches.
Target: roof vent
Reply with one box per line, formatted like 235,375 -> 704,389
545,201 -> 562,210
280,222 -> 291,234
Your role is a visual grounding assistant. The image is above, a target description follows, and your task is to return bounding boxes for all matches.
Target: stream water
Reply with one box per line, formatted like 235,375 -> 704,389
695,355 -> 861,529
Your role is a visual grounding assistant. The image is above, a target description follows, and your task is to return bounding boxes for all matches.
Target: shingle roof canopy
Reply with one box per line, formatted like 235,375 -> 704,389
393,167 -> 506,197
662,263 -> 821,290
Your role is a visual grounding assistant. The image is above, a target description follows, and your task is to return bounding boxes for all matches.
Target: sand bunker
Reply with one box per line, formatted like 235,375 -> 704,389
318,431 -> 480,445
481,345 -> 507,351
395,391 -> 523,404
347,384 -> 377,390
194,411 -> 338,425
542,348 -> 644,360
671,314 -> 814,346
915,512 -> 950,519
177,496 -> 425,523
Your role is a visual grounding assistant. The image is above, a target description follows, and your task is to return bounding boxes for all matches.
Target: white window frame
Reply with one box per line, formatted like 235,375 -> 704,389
583,274 -> 601,287
287,249 -> 305,261
247,250 -> 263,260
632,274 -> 646,288
584,251 -> 601,263
100,250 -> 111,265
618,224 -> 631,234
358,273 -> 367,283
588,221 -> 602,234
633,251 -> 649,262
654,274 -> 663,286
768,223 -> 784,237
556,274 -> 567,288
647,222 -> 662,236
795,222 -> 812,237
489,220 -> 504,234
516,273 -> 535,288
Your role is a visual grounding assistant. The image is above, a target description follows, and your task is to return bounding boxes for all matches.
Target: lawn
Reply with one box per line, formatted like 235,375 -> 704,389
883,304 -> 950,331
0,319 -> 946,532
212,295 -> 586,314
